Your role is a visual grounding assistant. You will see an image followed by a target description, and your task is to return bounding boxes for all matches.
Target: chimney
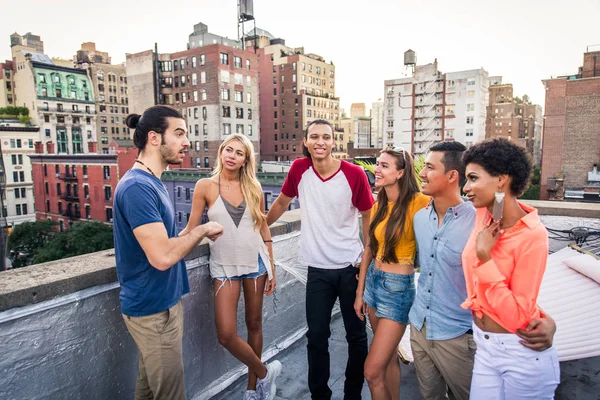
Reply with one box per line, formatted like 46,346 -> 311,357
34,141 -> 43,154
46,141 -> 55,154
88,141 -> 98,153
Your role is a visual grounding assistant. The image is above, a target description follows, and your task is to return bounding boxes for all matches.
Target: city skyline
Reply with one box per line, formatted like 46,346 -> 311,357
2,0 -> 599,112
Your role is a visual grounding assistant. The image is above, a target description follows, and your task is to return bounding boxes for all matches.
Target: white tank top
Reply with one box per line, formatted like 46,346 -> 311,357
207,182 -> 272,279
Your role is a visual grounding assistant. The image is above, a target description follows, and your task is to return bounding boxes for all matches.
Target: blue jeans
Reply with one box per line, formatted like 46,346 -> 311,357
362,261 -> 415,324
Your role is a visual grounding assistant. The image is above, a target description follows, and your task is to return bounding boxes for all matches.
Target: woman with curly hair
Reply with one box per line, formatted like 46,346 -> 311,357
461,138 -> 559,399
354,148 -> 429,399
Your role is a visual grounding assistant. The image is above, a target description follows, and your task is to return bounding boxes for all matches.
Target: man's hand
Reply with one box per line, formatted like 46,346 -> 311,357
516,314 -> 556,351
200,221 -> 223,241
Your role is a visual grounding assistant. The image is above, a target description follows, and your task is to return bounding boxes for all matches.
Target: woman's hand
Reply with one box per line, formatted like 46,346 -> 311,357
476,220 -> 503,263
264,273 -> 276,296
354,292 -> 368,321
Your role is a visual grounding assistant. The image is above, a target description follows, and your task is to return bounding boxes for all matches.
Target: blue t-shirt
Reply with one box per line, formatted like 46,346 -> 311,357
113,169 -> 190,316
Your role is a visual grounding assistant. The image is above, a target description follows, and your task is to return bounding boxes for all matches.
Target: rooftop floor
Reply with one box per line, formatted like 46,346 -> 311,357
211,314 -> 423,400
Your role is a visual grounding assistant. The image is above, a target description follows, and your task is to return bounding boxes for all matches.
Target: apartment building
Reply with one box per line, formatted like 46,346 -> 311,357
249,29 -> 341,161
384,58 -> 488,156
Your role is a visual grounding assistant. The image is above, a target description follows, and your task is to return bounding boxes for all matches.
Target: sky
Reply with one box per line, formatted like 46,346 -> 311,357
2,0 -> 599,112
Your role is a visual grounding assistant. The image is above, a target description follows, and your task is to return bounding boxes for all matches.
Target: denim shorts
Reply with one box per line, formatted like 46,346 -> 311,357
213,255 -> 267,281
362,261 -> 415,325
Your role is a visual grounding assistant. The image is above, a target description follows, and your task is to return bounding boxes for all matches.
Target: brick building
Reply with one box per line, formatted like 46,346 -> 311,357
541,48 -> 600,201
126,23 -> 259,170
74,43 -> 130,154
0,60 -> 15,107
30,141 -> 120,231
485,77 -> 543,165
248,29 -> 341,162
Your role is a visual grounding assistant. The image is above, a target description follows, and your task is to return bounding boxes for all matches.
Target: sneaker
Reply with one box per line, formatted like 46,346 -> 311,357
256,360 -> 282,400
244,390 -> 259,400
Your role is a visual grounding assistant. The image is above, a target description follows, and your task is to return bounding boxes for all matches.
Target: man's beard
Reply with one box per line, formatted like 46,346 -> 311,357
160,144 -> 183,165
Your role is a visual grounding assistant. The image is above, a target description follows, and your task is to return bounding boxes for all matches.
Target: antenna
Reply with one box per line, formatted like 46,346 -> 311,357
238,0 -> 256,51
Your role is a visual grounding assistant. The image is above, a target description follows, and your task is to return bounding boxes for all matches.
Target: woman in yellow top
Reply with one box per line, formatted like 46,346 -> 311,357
355,148 -> 430,400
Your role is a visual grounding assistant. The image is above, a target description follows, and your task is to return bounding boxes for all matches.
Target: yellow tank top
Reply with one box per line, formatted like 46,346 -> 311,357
372,192 -> 430,264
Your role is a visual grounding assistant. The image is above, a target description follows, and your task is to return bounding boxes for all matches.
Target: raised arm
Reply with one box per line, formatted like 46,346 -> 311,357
134,221 -> 222,271
474,237 -> 548,332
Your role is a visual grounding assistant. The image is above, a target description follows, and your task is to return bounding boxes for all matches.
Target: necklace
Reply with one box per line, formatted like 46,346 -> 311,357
219,176 -> 238,190
135,159 -> 156,177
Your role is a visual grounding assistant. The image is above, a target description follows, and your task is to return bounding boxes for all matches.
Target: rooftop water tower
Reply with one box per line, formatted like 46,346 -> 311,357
404,49 -> 416,75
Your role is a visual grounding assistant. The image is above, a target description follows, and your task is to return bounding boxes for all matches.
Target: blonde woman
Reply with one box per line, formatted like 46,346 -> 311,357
182,134 -> 281,400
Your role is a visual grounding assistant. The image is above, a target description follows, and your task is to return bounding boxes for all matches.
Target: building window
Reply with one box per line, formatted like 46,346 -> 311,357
72,128 -> 83,154
466,116 -> 474,124
57,128 -> 68,154
248,109 -> 252,120
200,54 -> 206,65
106,208 -> 113,222
203,124 -> 208,135
103,166 -> 111,180
221,88 -> 230,100
248,125 -> 253,136
220,53 -> 229,65
204,157 -> 209,168
223,123 -> 231,135
222,106 -> 231,117
84,185 -> 89,199
246,93 -> 251,104
104,186 -> 112,201
220,70 -> 230,83
235,91 -> 243,102
236,107 -> 244,119
234,56 -> 242,68
192,56 -> 197,68
236,124 -> 244,135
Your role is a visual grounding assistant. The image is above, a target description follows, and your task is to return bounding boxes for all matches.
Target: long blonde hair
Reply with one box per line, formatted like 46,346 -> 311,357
213,134 -> 265,230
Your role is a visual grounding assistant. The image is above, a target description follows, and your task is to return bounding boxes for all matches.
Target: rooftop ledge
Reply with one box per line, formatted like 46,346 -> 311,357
1,202 -> 598,311
0,209 -> 301,312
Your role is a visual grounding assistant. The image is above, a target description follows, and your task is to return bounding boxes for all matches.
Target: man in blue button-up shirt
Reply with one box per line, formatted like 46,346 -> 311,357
408,142 -> 475,400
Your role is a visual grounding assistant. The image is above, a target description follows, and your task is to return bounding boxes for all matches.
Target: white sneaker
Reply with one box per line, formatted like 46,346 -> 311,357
244,389 -> 259,400
256,360 -> 282,400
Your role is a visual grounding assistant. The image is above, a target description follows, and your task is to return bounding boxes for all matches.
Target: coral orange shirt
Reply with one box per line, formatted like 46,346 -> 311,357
461,201 -> 548,333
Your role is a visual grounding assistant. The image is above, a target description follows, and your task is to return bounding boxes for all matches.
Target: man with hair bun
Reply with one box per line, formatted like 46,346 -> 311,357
114,105 -> 223,400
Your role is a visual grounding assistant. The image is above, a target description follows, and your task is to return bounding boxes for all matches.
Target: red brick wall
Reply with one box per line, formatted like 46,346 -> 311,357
169,44 -> 259,168
32,159 -> 118,229
540,77 -> 600,198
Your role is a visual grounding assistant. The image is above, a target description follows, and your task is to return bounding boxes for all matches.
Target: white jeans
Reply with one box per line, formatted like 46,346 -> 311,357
470,323 -> 560,399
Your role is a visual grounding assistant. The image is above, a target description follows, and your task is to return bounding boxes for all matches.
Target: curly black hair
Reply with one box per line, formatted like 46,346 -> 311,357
462,138 -> 532,196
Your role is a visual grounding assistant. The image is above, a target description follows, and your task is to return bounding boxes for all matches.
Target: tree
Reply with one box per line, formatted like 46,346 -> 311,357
520,166 -> 541,200
34,222 -> 114,264
7,220 -> 57,268
0,106 -> 29,117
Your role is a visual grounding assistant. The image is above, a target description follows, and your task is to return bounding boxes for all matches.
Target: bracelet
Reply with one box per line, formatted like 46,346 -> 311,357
263,239 -> 273,243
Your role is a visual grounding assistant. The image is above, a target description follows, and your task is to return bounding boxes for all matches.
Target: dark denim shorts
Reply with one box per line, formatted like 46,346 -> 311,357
362,261 -> 415,324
